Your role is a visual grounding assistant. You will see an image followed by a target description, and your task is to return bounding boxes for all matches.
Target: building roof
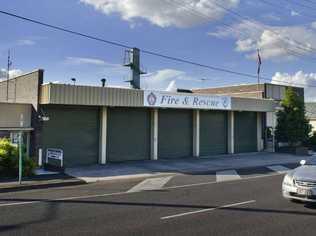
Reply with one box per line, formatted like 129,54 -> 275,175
306,103 -> 316,119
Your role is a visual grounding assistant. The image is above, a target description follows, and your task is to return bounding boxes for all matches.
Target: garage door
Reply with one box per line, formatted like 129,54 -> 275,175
107,108 -> 150,162
234,111 -> 257,153
41,105 -> 99,167
200,110 -> 228,156
158,109 -> 192,159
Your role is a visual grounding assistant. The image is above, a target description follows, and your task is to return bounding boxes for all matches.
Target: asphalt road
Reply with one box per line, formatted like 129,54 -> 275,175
1,165 -> 316,236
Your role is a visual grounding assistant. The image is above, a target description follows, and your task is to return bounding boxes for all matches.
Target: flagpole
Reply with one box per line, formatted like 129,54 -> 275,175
257,49 -> 261,98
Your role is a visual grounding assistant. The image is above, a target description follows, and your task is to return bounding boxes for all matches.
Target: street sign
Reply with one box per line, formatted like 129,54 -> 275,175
46,148 -> 64,167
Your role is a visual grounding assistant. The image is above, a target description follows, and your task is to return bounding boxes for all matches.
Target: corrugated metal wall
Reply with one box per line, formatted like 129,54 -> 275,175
107,108 -> 151,162
41,105 -> 100,167
200,110 -> 228,156
234,111 -> 257,153
41,84 -> 143,107
158,109 -> 193,159
0,70 -> 43,110
0,103 -> 32,128
40,84 -> 276,112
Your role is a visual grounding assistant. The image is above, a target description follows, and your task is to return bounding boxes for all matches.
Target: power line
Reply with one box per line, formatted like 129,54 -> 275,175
285,0 -> 316,12
1,9 -> 316,88
168,0 -> 316,61
259,0 -> 316,22
0,10 -> 131,49
0,9 -> 267,80
212,0 -> 316,54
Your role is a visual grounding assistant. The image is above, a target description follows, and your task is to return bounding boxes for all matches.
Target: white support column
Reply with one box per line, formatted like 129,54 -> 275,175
257,112 -> 263,152
26,132 -> 30,157
193,110 -> 200,157
38,148 -> 43,167
228,111 -> 235,154
99,107 -> 107,164
150,109 -> 158,160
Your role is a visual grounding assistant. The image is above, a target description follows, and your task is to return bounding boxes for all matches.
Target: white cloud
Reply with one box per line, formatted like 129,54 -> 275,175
141,68 -> 202,90
17,39 -> 35,46
80,0 -> 239,28
262,13 -> 281,22
65,57 -> 110,66
0,69 -> 23,81
209,20 -> 316,60
291,10 -> 299,16
272,71 -> 316,102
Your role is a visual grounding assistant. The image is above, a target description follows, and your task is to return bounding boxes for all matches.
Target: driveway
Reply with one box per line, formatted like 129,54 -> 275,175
65,152 -> 309,183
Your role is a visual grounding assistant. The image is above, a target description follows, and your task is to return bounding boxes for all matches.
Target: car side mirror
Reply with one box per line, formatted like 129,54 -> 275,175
300,160 -> 306,166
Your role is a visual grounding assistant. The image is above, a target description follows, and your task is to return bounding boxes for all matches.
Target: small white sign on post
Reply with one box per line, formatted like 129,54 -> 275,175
46,148 -> 64,167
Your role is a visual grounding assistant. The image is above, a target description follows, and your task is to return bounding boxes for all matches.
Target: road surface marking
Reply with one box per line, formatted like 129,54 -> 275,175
267,165 -> 290,174
0,172 -> 282,208
161,200 -> 256,220
127,176 -> 173,193
216,170 -> 241,182
0,191 -> 129,207
0,201 -> 38,207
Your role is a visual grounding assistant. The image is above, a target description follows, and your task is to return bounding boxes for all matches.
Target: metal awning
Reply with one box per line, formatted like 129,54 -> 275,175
0,127 -> 33,131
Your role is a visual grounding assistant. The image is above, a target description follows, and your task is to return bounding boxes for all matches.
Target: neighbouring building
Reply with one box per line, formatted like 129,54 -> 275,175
306,103 -> 316,132
193,83 -> 305,150
193,83 -> 304,101
0,70 -> 277,168
0,103 -> 33,156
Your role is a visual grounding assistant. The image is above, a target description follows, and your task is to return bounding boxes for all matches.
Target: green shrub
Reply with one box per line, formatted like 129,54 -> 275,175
0,138 -> 36,178
309,132 -> 316,150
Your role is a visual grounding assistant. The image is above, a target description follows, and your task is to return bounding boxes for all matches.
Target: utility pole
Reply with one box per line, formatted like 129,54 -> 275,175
6,50 -> 12,101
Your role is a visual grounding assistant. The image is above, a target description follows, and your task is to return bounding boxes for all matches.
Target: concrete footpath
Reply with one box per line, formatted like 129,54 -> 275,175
0,152 -> 312,192
66,152 -> 311,183
0,173 -> 85,193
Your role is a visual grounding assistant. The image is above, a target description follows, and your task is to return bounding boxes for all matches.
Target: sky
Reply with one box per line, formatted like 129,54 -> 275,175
1,0 -> 316,100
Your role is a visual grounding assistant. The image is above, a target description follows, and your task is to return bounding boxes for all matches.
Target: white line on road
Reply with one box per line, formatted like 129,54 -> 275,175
0,191 -> 129,207
216,170 -> 241,182
127,176 -> 173,193
161,200 -> 256,220
267,165 -> 290,174
0,172 -> 282,208
0,201 -> 38,207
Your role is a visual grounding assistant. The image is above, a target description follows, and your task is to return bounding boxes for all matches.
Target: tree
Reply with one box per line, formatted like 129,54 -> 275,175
275,88 -> 312,147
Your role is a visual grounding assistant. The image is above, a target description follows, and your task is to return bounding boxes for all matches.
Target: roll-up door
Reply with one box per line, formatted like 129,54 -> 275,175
41,105 -> 99,167
107,108 -> 150,162
158,109 -> 192,159
200,110 -> 228,156
234,111 -> 257,153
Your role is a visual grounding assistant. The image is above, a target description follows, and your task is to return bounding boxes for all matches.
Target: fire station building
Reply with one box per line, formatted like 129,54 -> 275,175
0,70 -> 278,168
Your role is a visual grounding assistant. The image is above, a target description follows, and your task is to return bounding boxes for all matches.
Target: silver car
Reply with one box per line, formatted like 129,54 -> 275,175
283,158 -> 316,202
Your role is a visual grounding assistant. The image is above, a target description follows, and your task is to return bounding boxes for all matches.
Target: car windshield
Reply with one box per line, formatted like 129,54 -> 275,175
305,158 -> 316,165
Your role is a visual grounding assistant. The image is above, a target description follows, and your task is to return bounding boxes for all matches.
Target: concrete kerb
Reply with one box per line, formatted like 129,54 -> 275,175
65,152 -> 306,183
0,175 -> 86,194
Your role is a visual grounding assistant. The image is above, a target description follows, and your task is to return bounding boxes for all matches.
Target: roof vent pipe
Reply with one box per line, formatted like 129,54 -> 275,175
101,78 -> 106,87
